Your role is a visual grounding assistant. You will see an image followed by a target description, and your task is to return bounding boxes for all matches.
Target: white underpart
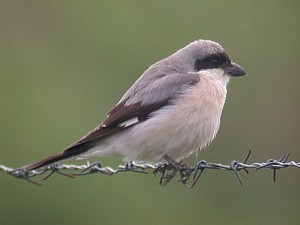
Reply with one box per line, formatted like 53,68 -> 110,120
78,69 -> 229,164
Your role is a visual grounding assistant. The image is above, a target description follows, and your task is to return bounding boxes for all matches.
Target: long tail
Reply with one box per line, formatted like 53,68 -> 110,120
22,122 -> 123,171
22,153 -> 72,171
22,141 -> 94,171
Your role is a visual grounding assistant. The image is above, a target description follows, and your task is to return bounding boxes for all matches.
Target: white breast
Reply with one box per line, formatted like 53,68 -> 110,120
122,71 -> 229,163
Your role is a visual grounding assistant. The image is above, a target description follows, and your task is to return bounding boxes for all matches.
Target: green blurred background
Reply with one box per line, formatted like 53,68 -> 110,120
1,1 -> 299,224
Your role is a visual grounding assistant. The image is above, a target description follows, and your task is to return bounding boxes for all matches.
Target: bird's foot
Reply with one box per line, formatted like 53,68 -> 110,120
153,155 -> 194,186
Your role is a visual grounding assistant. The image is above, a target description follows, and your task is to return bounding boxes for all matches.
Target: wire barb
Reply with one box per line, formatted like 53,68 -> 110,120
1,153 -> 299,187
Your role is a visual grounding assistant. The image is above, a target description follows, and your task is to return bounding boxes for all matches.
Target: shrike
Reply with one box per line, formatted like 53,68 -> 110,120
24,39 -> 246,171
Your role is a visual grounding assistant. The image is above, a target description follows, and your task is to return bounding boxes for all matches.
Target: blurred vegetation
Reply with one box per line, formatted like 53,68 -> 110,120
0,1 -> 299,225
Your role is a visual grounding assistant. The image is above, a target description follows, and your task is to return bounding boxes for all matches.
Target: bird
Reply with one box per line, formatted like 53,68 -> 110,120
23,39 -> 246,171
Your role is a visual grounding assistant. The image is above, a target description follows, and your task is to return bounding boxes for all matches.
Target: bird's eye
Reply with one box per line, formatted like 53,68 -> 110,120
211,59 -> 219,65
194,53 -> 231,72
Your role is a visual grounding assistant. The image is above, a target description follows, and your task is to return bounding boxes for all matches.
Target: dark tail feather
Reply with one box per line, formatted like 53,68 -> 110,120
22,125 -> 121,171
22,153 -> 73,171
22,141 -> 95,171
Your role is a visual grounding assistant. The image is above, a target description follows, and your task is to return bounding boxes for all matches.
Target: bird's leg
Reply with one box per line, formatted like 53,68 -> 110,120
163,155 -> 195,186
163,155 -> 185,169
153,155 -> 180,185
153,154 -> 193,186
153,155 -> 193,186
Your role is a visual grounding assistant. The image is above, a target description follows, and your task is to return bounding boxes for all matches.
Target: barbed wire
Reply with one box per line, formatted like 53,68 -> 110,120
1,151 -> 299,187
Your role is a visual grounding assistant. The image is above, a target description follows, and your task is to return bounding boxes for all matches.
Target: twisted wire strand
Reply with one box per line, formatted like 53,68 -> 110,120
1,152 -> 299,187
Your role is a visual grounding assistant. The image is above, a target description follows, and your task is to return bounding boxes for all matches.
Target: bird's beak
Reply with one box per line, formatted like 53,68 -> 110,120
225,62 -> 246,76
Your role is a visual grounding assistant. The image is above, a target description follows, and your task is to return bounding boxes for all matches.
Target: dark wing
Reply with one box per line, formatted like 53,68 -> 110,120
24,72 -> 200,170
